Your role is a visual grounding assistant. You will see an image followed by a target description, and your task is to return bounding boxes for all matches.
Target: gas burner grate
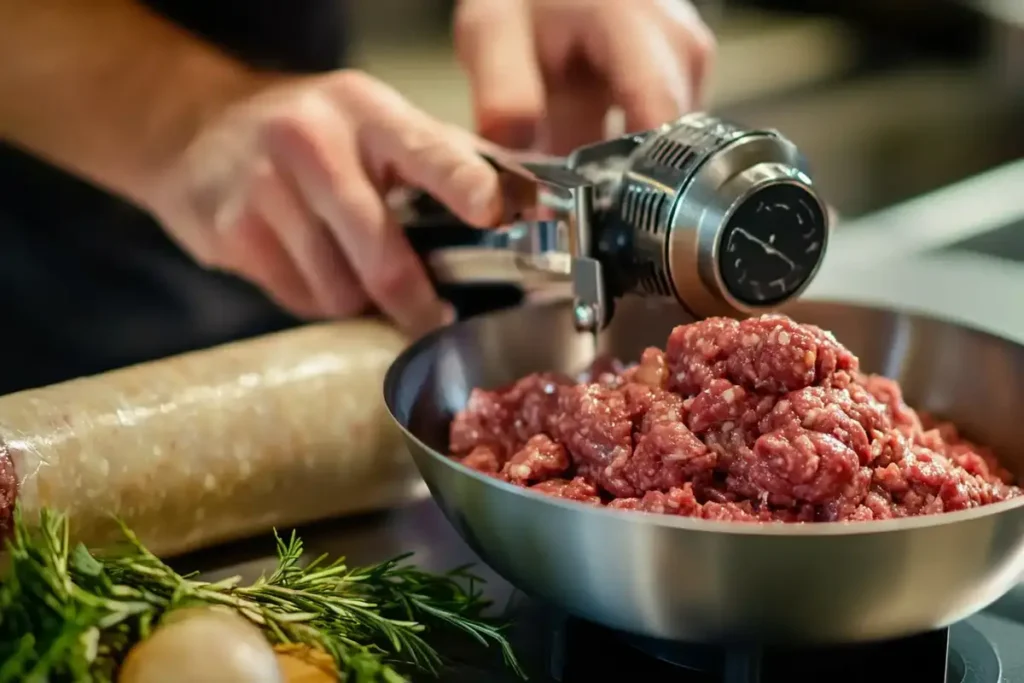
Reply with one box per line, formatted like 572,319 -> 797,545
550,618 -> 1001,683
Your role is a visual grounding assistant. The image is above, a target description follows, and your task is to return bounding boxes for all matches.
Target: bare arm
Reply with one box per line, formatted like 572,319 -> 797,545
0,0 -> 265,207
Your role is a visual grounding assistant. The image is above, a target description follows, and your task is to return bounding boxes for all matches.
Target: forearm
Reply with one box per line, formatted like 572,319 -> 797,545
0,0 -> 266,206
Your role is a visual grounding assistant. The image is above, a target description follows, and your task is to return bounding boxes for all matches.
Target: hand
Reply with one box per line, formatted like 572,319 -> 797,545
454,0 -> 716,154
145,71 -> 502,337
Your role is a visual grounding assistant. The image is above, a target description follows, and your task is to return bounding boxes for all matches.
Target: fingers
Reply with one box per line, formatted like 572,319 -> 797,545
588,8 -> 692,132
264,110 -> 455,337
540,84 -> 612,156
245,159 -> 365,318
215,204 -> 323,320
346,75 -> 502,228
657,0 -> 717,109
453,0 -> 545,149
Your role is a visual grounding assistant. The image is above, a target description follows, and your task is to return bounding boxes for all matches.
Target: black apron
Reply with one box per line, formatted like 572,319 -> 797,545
0,0 -> 349,394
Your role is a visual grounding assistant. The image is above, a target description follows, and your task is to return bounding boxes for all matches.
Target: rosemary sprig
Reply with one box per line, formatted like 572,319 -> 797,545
0,509 -> 524,682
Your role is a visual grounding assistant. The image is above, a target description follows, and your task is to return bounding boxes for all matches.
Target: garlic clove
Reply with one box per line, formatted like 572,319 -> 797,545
118,606 -> 284,683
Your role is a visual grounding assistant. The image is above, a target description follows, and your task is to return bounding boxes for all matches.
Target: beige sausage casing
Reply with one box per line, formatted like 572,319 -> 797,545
0,319 -> 423,557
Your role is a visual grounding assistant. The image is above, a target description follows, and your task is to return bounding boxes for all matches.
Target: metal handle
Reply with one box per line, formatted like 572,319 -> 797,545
405,220 -> 567,290
402,215 -> 526,320
400,145 -> 611,332
478,148 -> 608,332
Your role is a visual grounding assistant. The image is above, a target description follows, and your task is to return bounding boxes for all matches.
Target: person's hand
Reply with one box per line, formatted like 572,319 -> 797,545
144,71 -> 502,337
454,0 -> 716,154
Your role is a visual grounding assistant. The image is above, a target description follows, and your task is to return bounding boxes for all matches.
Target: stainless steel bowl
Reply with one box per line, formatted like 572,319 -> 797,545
383,297 -> 1024,645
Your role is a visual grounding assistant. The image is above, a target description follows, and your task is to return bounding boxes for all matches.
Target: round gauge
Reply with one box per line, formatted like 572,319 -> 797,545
716,183 -> 827,307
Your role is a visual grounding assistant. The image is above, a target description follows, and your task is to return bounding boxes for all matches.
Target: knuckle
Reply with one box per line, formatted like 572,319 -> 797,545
333,188 -> 385,234
448,160 -> 495,201
247,159 -> 280,196
261,109 -> 316,154
330,69 -> 400,117
398,124 -> 446,161
367,258 -> 414,302
398,126 -> 470,180
690,24 -> 717,58
330,68 -> 376,98
262,91 -> 338,148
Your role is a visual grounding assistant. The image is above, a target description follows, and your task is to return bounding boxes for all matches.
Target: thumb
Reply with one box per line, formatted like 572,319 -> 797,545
454,0 -> 545,149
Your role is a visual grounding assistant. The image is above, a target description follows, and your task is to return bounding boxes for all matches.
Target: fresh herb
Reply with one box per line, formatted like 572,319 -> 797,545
0,509 -> 524,682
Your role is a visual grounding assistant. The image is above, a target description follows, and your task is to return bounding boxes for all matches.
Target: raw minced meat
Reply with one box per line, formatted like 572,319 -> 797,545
447,314 -> 1021,522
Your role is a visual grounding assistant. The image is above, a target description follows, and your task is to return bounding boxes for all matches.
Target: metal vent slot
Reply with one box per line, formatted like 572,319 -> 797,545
632,259 -> 672,298
632,190 -> 646,231
639,190 -> 666,235
648,137 -> 673,165
621,185 -> 642,225
637,261 -> 659,296
653,267 -> 673,297
663,140 -> 694,169
652,138 -> 686,166
674,129 -> 717,174
620,184 -> 669,237
654,117 -> 750,179
621,186 -> 635,223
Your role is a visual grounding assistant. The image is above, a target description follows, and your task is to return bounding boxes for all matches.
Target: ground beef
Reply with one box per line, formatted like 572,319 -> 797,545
502,434 -> 571,485
0,443 -> 16,539
448,314 -> 1022,522
530,477 -> 603,505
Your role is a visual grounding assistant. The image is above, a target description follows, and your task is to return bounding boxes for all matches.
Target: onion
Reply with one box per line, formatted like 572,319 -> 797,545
118,606 -> 284,683
274,644 -> 338,683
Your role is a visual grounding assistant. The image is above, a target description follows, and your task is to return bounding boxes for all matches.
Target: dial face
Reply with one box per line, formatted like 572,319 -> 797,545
717,183 -> 827,306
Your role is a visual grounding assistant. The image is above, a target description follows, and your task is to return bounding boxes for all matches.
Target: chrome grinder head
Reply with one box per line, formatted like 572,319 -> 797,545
580,112 -> 830,326
416,112 -> 831,332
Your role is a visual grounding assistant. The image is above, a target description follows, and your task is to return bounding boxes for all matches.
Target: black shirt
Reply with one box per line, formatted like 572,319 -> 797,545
0,0 -> 348,394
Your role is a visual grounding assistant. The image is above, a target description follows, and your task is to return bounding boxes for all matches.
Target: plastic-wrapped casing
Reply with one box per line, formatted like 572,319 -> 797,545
0,319 -> 424,557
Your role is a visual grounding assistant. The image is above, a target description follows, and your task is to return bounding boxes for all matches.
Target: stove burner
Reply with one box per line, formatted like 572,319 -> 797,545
947,622 -> 1002,683
550,619 -> 1001,683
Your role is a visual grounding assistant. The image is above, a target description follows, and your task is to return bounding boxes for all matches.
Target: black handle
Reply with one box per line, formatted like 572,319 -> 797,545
402,192 -> 524,320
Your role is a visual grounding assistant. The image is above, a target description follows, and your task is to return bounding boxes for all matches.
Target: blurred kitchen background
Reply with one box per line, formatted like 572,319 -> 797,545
347,0 -> 1024,220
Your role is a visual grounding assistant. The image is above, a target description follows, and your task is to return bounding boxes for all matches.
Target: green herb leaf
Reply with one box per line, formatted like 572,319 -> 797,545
0,509 -> 525,682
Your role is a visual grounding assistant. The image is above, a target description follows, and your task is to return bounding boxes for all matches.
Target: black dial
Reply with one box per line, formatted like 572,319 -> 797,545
716,183 -> 827,307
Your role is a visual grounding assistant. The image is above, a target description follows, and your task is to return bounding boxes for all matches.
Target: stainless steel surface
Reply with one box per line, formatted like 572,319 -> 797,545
383,296 -> 1024,646
423,221 -> 570,291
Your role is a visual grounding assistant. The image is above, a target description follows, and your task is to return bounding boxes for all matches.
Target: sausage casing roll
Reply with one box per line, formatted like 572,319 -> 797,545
0,319 -> 423,557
